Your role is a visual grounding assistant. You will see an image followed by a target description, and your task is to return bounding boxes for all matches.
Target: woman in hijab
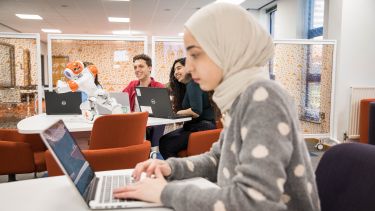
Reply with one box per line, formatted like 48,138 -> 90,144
114,2 -> 320,211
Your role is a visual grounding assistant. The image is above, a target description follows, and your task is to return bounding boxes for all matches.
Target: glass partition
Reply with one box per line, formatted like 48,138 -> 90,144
271,40 -> 336,138
151,36 -> 185,84
0,33 -> 41,128
48,34 -> 147,92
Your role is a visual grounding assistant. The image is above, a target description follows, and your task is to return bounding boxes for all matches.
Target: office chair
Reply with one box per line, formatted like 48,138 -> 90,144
45,141 -> 151,176
89,112 -> 148,150
315,143 -> 375,211
178,128 -> 222,157
0,129 -> 46,181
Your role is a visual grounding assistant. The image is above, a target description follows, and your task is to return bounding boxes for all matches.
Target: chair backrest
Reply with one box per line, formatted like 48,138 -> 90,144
0,129 -> 46,152
187,128 -> 222,156
315,143 -> 375,211
45,141 -> 151,176
89,112 -> 148,150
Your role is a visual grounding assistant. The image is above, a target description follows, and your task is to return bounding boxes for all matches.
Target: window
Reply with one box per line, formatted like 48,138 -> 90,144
307,0 -> 324,39
301,0 -> 325,123
267,5 -> 277,80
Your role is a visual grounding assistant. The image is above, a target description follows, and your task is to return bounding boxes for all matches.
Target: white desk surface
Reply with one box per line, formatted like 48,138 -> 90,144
0,169 -> 217,211
17,113 -> 191,134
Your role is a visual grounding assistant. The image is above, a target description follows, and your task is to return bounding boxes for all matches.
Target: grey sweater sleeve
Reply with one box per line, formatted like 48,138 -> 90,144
160,82 -> 318,211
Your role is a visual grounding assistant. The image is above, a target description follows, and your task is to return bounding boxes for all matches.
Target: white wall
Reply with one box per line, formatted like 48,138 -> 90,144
273,0 -> 306,39
326,0 -> 375,141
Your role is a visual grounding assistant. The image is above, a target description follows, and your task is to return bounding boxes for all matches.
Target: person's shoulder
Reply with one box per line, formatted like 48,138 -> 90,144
186,80 -> 200,89
150,78 -> 165,88
241,80 -> 292,104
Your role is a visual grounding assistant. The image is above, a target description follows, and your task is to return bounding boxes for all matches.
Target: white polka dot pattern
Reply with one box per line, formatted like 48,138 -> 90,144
223,167 -> 230,179
278,122 -> 290,136
280,194 -> 291,203
241,127 -> 248,141
247,188 -> 266,201
231,142 -> 237,154
209,156 -> 217,166
276,178 -> 286,193
307,182 -> 312,194
253,87 -> 269,102
213,200 -> 226,211
251,145 -> 269,158
294,164 -> 305,177
186,160 -> 195,172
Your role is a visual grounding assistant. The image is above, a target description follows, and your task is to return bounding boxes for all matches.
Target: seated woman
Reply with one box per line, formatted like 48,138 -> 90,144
159,57 -> 216,159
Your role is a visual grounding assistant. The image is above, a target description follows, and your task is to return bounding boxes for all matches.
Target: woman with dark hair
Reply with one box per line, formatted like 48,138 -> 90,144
169,58 -> 187,112
158,57 -> 216,159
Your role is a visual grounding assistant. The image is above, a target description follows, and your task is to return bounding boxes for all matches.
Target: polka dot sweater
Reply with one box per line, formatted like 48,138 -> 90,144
161,80 -> 320,211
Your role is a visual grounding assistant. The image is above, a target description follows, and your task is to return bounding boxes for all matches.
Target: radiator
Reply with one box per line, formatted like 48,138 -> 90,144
348,87 -> 375,139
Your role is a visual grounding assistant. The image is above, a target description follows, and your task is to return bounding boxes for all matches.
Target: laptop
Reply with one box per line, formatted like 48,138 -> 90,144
39,120 -> 161,209
95,92 -> 131,115
110,92 -> 131,114
135,87 -> 189,119
45,91 -> 82,115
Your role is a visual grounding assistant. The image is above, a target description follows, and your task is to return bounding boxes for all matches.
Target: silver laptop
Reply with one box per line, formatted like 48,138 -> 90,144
39,120 -> 161,209
95,92 -> 131,115
110,92 -> 130,114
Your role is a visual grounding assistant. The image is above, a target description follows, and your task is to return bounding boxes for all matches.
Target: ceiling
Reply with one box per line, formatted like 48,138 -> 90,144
0,0 -> 274,41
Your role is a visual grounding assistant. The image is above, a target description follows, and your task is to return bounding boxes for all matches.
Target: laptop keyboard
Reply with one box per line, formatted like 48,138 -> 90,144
100,175 -> 135,203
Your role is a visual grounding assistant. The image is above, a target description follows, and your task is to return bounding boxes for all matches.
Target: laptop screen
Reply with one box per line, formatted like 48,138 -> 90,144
40,120 -> 95,197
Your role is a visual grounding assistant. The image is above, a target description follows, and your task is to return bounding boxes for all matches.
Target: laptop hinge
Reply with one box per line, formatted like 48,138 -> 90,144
86,177 -> 100,203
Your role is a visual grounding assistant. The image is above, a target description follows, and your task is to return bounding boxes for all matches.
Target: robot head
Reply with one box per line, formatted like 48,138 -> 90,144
64,61 -> 84,80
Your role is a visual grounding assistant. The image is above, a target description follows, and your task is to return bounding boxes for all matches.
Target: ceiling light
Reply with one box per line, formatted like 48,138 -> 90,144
178,32 -> 184,36
108,17 -> 130,23
215,0 -> 246,5
112,30 -> 143,35
15,14 -> 43,20
41,29 -> 62,33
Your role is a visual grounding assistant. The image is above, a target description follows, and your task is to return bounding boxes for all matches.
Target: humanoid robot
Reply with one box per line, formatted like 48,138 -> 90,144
56,61 -> 122,121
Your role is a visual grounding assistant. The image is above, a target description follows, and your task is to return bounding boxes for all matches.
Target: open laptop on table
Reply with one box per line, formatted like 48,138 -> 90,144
135,87 -> 189,119
45,91 -> 82,115
39,120 -> 161,209
95,92 -> 131,115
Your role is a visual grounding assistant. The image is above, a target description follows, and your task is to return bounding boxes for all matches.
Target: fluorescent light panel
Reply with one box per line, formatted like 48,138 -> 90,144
112,30 -> 143,35
108,17 -> 130,23
15,14 -> 43,20
178,32 -> 184,36
41,29 -> 61,33
215,0 -> 246,5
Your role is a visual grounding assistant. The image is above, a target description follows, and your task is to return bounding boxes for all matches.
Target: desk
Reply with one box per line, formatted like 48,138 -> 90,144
17,113 -> 191,134
0,169 -> 217,211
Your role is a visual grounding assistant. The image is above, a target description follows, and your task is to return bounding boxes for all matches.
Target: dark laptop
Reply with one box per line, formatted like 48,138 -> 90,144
45,91 -> 82,115
39,120 -> 160,209
135,87 -> 189,119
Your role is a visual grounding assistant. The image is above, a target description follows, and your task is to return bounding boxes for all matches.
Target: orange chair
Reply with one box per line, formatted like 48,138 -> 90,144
178,129 -> 222,157
359,99 -> 375,143
89,112 -> 148,150
0,129 -> 46,181
45,141 -> 151,176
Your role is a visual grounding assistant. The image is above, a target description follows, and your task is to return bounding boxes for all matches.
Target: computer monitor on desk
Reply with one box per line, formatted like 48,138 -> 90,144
45,91 -> 82,115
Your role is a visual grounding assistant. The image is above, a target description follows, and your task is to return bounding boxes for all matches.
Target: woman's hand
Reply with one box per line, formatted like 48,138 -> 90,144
132,159 -> 172,181
113,167 -> 167,203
